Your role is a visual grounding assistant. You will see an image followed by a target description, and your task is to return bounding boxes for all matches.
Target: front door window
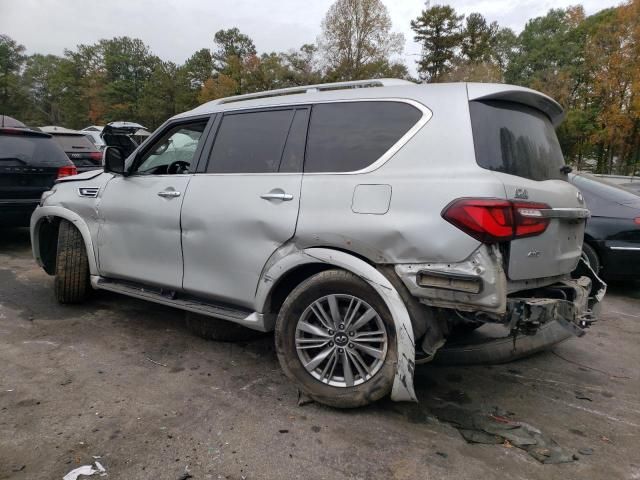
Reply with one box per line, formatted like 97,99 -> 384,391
135,121 -> 208,175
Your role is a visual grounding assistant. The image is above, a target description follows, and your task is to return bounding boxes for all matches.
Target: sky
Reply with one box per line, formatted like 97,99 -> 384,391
0,0 -> 623,75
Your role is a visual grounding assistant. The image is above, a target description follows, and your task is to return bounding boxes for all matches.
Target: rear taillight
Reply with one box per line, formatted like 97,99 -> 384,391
442,198 -> 550,243
56,165 -> 77,178
90,151 -> 102,162
634,217 -> 640,226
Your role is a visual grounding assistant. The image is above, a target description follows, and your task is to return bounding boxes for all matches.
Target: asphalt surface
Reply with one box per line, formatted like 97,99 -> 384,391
1,227 -> 639,480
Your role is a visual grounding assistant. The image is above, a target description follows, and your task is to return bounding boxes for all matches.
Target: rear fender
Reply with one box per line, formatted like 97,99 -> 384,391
257,246 -> 417,403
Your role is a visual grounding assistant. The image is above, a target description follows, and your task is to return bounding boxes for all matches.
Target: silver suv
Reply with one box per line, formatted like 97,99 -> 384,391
31,79 -> 605,408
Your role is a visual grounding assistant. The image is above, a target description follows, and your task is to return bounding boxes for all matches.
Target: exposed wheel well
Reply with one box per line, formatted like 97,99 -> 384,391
265,263 -> 334,316
37,217 -> 62,275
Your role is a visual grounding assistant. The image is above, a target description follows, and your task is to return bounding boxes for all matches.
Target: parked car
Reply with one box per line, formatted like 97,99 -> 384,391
100,122 -> 143,158
41,126 -> 103,173
570,173 -> 640,280
80,126 -> 106,150
1,127 -> 76,227
30,79 -> 605,408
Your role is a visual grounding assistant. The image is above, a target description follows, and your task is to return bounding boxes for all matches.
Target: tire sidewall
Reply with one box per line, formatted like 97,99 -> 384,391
275,270 -> 398,408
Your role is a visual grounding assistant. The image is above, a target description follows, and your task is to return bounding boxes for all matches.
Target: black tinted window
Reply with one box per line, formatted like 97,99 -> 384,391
280,109 -> 309,173
470,100 -> 566,181
207,109 -> 295,173
305,101 -> 421,173
0,133 -> 70,166
52,134 -> 97,152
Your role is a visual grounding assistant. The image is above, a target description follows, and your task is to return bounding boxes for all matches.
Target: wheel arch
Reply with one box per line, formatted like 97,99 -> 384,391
256,245 -> 417,402
31,206 -> 98,276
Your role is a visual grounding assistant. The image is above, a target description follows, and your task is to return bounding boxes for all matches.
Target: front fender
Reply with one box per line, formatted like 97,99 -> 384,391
30,205 -> 99,276
257,246 -> 417,403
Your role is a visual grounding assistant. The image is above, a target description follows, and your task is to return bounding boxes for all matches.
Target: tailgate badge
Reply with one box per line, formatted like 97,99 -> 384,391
577,191 -> 584,204
527,250 -> 541,258
515,188 -> 529,199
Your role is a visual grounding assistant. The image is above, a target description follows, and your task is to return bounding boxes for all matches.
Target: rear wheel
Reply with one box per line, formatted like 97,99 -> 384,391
54,219 -> 90,304
275,270 -> 397,408
582,243 -> 601,273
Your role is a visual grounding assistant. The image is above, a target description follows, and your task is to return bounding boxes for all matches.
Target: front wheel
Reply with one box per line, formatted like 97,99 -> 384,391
275,270 -> 397,408
54,219 -> 90,304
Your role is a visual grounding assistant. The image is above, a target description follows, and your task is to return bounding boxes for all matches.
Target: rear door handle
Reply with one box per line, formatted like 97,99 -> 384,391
260,191 -> 294,201
157,190 -> 181,198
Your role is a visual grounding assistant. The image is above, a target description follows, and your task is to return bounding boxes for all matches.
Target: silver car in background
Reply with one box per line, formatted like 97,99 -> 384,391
30,79 -> 605,408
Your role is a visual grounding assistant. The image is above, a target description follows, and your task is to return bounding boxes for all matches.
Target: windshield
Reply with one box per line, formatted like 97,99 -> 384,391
470,100 -> 566,181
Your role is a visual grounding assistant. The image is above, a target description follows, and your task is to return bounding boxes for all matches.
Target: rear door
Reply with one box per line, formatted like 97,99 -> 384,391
469,100 -> 588,280
180,107 -> 308,308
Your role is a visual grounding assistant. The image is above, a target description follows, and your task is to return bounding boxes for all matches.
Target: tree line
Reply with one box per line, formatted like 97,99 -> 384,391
1,0 -> 638,174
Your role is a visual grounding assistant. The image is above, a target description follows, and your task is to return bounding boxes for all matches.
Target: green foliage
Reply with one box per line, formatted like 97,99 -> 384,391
2,0 -> 639,175
411,5 -> 463,82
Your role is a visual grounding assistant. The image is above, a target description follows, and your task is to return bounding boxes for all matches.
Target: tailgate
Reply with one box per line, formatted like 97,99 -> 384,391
499,176 -> 588,279
0,166 -> 58,200
468,95 -> 589,280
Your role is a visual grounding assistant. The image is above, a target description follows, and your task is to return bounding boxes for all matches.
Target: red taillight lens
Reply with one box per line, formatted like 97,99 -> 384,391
56,165 -> 77,178
634,217 -> 640,226
90,151 -> 102,162
442,198 -> 550,243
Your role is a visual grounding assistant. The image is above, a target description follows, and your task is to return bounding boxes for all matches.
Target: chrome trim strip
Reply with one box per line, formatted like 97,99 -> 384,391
609,246 -> 640,251
534,208 -> 590,219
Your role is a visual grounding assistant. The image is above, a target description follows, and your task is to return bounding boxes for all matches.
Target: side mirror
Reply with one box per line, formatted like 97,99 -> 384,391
103,146 -> 127,175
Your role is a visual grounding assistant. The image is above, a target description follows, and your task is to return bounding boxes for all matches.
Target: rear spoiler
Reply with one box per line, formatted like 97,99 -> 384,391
466,83 -> 565,127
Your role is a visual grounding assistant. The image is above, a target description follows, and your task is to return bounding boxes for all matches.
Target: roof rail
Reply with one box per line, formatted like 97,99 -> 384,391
210,78 -> 416,105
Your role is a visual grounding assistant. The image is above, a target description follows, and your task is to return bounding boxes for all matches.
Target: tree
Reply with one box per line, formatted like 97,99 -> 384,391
281,44 -> 323,85
411,5 -> 463,82
460,13 -> 497,63
0,35 -> 27,117
211,28 -> 257,93
319,0 -> 405,80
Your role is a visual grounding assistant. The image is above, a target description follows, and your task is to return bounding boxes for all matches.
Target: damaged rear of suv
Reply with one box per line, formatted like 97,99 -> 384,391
31,79 -> 605,408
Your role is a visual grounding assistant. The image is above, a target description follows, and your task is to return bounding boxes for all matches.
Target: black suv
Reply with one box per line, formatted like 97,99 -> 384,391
0,127 -> 76,227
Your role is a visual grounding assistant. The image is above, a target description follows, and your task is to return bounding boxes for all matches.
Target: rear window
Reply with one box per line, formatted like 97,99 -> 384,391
52,134 -> 97,152
305,101 -> 422,173
0,134 -> 70,166
469,100 -> 566,181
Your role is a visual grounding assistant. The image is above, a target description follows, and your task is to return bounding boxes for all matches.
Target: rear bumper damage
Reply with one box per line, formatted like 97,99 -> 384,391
506,260 -> 606,338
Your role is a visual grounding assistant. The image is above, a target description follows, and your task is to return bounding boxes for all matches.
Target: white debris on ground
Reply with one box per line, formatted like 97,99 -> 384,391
62,461 -> 106,480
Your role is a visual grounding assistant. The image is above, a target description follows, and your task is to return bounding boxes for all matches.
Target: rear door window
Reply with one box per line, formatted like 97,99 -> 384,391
305,101 -> 422,173
206,109 -> 296,174
469,100 -> 566,181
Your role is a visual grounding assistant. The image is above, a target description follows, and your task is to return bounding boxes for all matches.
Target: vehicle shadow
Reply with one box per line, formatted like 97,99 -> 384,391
0,227 -> 32,253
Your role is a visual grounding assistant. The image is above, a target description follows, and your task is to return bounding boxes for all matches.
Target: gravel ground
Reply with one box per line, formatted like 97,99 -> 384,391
1,227 -> 639,480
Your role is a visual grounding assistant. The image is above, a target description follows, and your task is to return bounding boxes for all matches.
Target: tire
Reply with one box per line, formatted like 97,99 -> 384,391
275,269 -> 397,408
582,243 -> 601,273
185,312 -> 264,342
54,219 -> 90,304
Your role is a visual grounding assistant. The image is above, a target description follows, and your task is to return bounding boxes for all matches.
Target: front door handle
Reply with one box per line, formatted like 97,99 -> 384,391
157,190 -> 181,198
260,191 -> 294,201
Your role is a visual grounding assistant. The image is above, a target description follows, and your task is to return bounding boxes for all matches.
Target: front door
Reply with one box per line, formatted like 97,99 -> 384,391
181,107 -> 309,308
97,118 -> 211,289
